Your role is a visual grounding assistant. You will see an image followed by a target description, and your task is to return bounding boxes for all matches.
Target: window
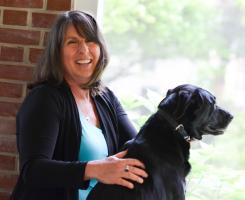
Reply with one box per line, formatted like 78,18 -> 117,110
103,0 -> 245,199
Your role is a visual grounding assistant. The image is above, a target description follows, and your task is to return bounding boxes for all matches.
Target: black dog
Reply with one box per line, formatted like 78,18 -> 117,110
88,84 -> 233,200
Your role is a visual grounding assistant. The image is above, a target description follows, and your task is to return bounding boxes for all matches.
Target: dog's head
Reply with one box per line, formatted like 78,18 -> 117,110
158,84 -> 233,140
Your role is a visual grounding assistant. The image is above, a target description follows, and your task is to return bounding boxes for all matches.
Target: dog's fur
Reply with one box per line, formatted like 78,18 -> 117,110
87,84 -> 233,200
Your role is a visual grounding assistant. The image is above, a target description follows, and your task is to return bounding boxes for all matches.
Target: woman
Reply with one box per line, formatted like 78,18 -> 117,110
11,10 -> 147,200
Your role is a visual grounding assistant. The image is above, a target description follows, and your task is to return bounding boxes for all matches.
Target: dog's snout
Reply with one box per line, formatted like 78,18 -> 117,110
226,112 -> 233,122
220,108 -> 233,122
216,107 -> 233,128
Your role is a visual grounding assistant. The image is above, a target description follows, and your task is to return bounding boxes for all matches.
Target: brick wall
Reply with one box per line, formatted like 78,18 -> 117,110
0,0 -> 73,199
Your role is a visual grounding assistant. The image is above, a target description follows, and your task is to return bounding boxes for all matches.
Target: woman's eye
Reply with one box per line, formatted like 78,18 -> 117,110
85,38 -> 92,42
86,40 -> 98,46
67,40 -> 78,45
85,38 -> 96,43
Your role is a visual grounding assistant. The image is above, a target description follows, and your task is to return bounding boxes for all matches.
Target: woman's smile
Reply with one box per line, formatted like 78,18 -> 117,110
75,59 -> 92,65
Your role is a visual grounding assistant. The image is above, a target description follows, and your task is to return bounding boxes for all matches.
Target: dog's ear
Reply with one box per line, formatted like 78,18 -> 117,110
158,92 -> 179,114
191,88 -> 216,117
158,89 -> 196,120
166,88 -> 173,96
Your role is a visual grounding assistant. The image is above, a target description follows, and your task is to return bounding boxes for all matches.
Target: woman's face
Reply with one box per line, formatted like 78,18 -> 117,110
61,24 -> 100,86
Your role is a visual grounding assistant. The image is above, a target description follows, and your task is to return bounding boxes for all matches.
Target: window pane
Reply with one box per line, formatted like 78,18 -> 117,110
103,1 -> 245,199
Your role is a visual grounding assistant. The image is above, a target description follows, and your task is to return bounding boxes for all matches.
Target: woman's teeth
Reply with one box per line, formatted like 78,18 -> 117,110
76,59 -> 91,64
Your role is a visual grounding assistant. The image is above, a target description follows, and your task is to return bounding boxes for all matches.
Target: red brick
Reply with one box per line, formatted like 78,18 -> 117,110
32,12 -> 57,28
0,46 -> 24,62
0,0 -> 43,8
0,135 -> 17,153
47,0 -> 71,11
0,28 -> 40,45
0,191 -> 11,200
3,10 -> 27,26
0,82 -> 23,98
29,48 -> 43,63
0,173 -> 18,191
0,118 -> 16,135
0,102 -> 20,117
0,64 -> 33,81
0,154 -> 16,171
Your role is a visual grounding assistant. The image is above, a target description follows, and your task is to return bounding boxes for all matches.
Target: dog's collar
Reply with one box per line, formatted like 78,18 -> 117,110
157,109 -> 190,141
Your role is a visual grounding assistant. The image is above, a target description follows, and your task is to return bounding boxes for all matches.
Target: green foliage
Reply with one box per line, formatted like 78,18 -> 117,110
195,62 -> 226,89
119,89 -> 162,130
187,147 -> 245,199
104,0 -> 226,59
104,0 -> 245,65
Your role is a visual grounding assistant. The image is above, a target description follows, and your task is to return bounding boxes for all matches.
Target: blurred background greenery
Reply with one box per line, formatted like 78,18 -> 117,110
102,0 -> 245,199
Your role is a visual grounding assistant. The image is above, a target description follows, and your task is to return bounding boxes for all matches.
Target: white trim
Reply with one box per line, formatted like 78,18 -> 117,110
74,0 -> 104,27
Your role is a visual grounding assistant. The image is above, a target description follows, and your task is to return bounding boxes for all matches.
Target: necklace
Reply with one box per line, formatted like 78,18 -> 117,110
85,116 -> 90,121
70,87 -> 98,125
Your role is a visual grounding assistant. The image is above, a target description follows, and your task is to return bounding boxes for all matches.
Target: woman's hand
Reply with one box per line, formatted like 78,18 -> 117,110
84,150 -> 148,189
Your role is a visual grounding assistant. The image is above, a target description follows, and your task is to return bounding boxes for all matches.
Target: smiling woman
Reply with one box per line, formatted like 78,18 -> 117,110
11,10 -> 148,200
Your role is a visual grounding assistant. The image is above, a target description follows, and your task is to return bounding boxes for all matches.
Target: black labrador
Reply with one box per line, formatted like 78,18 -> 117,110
87,84 -> 233,200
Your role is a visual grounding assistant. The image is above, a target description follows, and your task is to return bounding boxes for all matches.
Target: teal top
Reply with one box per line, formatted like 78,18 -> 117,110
78,111 -> 108,200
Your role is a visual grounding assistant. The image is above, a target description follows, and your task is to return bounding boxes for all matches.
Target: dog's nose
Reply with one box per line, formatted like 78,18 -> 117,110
226,112 -> 233,122
219,108 -> 233,125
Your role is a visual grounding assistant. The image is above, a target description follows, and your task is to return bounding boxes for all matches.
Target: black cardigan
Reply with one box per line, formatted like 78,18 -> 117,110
11,82 -> 137,200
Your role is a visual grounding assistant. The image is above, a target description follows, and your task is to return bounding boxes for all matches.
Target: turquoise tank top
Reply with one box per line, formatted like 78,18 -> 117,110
78,111 -> 108,200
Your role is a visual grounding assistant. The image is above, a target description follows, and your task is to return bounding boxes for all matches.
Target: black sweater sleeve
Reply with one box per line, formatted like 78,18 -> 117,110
17,86 -> 88,189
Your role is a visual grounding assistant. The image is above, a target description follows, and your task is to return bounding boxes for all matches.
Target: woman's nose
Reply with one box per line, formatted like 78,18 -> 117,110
78,41 -> 89,54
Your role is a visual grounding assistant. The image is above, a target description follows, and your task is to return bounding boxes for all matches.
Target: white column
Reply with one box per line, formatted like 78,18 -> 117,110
74,0 -> 104,27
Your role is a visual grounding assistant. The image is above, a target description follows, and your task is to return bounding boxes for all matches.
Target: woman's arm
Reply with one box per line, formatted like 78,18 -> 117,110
17,86 -> 88,189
